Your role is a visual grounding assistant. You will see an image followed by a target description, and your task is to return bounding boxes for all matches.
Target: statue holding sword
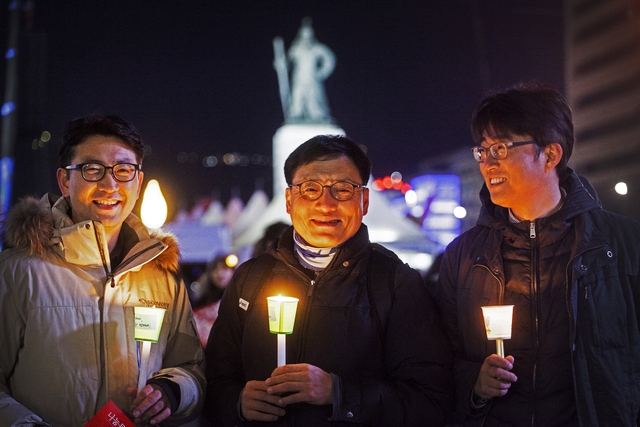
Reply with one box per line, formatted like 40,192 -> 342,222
273,18 -> 335,124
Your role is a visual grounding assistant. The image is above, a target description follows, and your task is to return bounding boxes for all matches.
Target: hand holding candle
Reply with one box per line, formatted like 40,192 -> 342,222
481,305 -> 514,358
267,296 -> 299,367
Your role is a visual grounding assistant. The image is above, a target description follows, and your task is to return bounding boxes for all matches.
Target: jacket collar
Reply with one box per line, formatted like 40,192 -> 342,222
2,193 -> 181,275
477,169 -> 602,230
271,223 -> 371,271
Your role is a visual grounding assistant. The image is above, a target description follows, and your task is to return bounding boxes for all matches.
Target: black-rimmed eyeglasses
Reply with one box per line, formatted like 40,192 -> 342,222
64,162 -> 141,182
289,180 -> 366,201
471,140 -> 536,163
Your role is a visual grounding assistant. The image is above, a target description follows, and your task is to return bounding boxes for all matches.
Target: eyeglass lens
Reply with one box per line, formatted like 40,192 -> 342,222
472,143 -> 509,162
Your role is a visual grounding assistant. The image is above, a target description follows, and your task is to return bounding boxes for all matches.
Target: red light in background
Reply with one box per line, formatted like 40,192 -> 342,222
382,176 -> 393,189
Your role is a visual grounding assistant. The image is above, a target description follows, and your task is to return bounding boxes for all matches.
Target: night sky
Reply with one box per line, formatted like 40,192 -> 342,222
1,0 -> 564,220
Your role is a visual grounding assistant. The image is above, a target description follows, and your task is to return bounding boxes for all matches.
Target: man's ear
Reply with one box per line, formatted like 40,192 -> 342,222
285,187 -> 292,214
544,143 -> 563,172
362,188 -> 369,216
57,168 -> 70,196
136,171 -> 144,199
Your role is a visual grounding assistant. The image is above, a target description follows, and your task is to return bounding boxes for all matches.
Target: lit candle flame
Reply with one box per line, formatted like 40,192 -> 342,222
141,179 -> 168,229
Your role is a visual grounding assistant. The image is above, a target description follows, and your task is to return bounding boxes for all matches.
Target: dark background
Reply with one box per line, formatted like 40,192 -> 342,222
1,0 -> 564,221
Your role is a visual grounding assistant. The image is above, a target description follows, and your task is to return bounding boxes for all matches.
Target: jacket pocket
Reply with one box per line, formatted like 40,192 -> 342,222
578,254 -> 633,349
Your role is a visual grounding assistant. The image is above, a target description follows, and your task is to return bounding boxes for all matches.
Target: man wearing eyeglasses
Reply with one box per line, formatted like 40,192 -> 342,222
432,82 -> 640,426
205,135 -> 453,426
0,114 -> 205,426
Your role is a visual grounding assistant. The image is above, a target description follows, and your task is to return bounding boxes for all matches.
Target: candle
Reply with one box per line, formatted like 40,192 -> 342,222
481,305 -> 514,358
134,306 -> 166,393
267,296 -> 299,367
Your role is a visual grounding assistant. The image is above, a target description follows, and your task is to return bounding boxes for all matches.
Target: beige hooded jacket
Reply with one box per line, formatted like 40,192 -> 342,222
0,194 -> 205,427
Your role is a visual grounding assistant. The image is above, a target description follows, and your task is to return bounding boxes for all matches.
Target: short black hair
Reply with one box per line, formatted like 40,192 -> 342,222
284,134 -> 371,185
59,114 -> 144,168
471,81 -> 574,179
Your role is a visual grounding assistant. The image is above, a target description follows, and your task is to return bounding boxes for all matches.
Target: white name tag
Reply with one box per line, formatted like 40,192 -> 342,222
239,298 -> 249,311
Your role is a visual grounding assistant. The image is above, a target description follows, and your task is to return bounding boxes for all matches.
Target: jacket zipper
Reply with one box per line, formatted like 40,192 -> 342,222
115,242 -> 165,275
92,222 -> 115,288
530,220 -> 539,427
308,279 -> 315,297
296,276 -> 317,365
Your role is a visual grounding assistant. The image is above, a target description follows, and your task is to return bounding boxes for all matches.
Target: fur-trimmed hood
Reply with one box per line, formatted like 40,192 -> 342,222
1,194 -> 181,275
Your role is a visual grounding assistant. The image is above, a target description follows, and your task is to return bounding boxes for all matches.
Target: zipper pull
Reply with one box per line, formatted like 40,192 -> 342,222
529,221 -> 536,239
308,279 -> 315,297
109,274 -> 116,288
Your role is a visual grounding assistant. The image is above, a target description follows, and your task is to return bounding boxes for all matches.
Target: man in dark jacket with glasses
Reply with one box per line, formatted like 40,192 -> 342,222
205,134 -> 453,426
432,81 -> 640,426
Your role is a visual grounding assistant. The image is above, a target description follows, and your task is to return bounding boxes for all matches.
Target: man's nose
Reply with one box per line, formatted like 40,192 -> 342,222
316,187 -> 338,210
97,169 -> 120,188
482,153 -> 499,169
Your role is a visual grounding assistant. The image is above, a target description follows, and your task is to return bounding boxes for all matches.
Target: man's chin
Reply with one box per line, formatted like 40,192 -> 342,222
304,235 -> 343,249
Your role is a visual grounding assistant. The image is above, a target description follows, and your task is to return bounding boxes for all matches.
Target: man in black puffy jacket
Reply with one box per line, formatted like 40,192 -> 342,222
205,134 -> 453,426
433,81 -> 640,426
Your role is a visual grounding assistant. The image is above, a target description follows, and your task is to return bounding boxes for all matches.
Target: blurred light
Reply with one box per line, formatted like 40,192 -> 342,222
40,131 -> 51,142
1,102 -> 16,116
404,189 -> 417,206
238,155 -> 249,166
141,179 -> 168,229
372,178 -> 384,191
382,176 -> 393,189
203,156 -> 218,167
401,183 -> 412,194
225,254 -> 239,268
390,171 -> 402,183
5,48 -> 16,59
453,206 -> 467,219
430,200 -> 459,214
615,182 -> 628,195
177,152 -> 188,163
411,205 -> 424,217
223,153 -> 237,165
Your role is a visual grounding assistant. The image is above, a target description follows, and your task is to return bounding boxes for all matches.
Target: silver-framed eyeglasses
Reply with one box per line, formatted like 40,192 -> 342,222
290,180 -> 366,201
64,162 -> 141,182
471,140 -> 536,163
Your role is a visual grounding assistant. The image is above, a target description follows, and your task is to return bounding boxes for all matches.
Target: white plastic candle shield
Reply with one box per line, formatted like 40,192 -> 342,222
267,296 -> 299,367
135,306 -> 166,393
481,305 -> 514,358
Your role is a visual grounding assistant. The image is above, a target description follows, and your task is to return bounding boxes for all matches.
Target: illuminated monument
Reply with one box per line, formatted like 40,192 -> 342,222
271,17 -> 343,197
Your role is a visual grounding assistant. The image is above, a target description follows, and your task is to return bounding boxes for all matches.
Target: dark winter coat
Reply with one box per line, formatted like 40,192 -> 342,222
434,171 -> 640,426
205,224 -> 453,426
